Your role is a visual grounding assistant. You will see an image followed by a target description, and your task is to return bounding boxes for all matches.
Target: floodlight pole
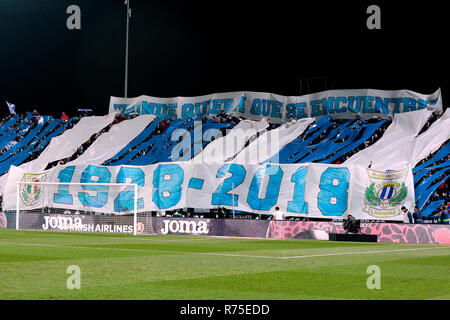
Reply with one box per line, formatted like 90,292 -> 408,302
124,0 -> 131,98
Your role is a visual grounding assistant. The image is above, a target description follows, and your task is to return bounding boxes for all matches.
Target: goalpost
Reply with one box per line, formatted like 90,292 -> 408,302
15,181 -> 154,235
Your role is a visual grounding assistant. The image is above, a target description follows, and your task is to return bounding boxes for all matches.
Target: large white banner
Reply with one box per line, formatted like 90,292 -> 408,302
346,108 -> 450,170
109,88 -> 442,122
4,162 -> 415,221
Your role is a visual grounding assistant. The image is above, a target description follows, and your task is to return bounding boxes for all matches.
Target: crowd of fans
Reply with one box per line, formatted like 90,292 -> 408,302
213,110 -> 241,125
283,115 -> 392,164
414,138 -> 450,223
0,112 -> 79,164
418,110 -> 443,135
331,116 -> 391,164
0,109 -> 113,170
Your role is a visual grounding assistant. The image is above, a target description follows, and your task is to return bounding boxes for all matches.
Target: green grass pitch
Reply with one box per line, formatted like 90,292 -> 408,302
0,229 -> 449,300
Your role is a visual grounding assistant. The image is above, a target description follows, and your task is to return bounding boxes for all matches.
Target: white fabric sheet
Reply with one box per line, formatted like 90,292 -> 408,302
231,118 -> 314,164
189,118 -> 269,164
68,115 -> 155,166
345,108 -> 433,170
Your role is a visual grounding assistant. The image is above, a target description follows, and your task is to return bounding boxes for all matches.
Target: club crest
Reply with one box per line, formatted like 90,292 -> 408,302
363,168 -> 408,218
20,173 -> 47,206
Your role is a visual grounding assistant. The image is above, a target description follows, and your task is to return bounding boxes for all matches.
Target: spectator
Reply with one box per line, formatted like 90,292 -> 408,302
438,175 -> 447,192
440,205 -> 449,224
158,209 -> 166,217
61,112 -> 69,122
370,133 -> 378,144
159,120 -> 168,132
430,191 -> 441,202
217,111 -> 227,122
402,206 -> 413,224
441,191 -> 450,203
4,139 -> 17,151
413,206 -> 423,224
31,109 -> 40,125
333,156 -> 342,164
273,207 -> 285,220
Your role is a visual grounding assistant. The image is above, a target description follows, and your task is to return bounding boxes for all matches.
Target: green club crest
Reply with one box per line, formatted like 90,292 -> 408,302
363,168 -> 409,218
20,173 -> 47,206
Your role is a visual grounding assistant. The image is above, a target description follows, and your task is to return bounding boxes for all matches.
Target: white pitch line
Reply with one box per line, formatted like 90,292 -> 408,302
0,242 -> 278,259
0,242 -> 448,260
3,230 -> 291,243
279,246 -> 450,259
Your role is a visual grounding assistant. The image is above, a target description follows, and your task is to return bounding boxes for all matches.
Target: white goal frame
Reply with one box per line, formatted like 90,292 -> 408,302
16,181 -> 139,235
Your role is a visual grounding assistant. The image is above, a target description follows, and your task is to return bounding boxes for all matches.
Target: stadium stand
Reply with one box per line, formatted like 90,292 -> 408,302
0,118 -> 77,175
0,107 -> 448,223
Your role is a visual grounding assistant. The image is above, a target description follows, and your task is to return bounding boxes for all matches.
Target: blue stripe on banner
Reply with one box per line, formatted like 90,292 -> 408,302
421,200 -> 444,217
387,187 -> 394,200
380,187 -> 387,199
188,177 -> 204,190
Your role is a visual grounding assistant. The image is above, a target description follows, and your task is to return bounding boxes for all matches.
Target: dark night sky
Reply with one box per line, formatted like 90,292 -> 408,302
0,0 -> 448,117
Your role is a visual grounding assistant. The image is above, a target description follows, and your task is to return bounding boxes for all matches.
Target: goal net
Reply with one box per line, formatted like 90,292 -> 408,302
15,181 -> 155,235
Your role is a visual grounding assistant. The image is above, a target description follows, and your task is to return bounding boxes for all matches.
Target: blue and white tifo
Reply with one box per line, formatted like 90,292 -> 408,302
0,88 -> 448,222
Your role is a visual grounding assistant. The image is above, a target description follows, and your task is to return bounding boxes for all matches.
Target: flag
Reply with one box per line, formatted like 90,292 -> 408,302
6,101 -> 16,115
